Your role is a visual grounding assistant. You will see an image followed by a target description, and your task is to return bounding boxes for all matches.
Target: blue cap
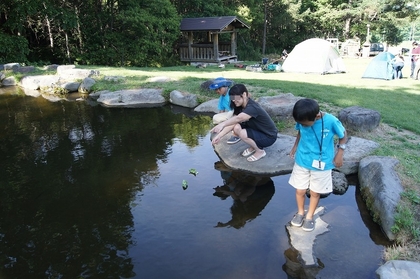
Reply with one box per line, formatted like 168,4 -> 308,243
209,77 -> 233,90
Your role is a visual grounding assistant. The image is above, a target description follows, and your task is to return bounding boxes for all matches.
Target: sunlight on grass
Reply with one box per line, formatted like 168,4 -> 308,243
81,57 -> 420,134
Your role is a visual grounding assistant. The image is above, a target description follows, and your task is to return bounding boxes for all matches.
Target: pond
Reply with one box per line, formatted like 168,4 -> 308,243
0,88 -> 392,278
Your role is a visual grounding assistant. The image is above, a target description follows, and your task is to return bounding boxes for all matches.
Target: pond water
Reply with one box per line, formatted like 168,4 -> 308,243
0,88 -> 392,278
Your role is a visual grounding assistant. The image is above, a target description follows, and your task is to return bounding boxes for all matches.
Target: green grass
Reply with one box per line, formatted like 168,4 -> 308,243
81,58 -> 420,134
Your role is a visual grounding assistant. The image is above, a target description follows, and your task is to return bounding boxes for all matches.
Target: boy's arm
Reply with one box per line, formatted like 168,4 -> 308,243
289,130 -> 300,159
334,131 -> 347,167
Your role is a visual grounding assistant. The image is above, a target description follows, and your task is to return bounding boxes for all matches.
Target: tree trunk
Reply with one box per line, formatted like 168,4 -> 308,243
45,15 -> 53,49
262,1 -> 267,55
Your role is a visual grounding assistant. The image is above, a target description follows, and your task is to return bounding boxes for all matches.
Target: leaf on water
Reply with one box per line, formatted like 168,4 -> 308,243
189,168 -> 198,176
182,179 -> 188,190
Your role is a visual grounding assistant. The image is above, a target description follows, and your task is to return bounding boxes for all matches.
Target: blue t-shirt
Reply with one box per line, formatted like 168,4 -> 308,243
217,88 -> 231,111
294,113 -> 345,171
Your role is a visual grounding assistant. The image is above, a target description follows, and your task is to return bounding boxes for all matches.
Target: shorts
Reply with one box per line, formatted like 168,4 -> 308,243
288,163 -> 332,194
213,110 -> 234,124
244,127 -> 277,149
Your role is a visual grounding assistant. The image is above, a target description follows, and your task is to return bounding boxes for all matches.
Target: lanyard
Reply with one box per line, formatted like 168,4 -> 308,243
311,113 -> 324,160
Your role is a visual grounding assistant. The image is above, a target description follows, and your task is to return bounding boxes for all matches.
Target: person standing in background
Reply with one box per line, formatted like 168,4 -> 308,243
410,41 -> 420,78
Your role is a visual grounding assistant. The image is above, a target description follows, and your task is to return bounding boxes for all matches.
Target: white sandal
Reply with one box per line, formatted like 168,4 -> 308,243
241,148 -> 255,157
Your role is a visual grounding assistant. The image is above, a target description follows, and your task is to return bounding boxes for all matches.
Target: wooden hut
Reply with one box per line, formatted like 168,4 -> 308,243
179,16 -> 250,63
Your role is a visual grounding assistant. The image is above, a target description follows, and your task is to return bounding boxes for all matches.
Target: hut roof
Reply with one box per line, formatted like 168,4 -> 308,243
180,16 -> 249,32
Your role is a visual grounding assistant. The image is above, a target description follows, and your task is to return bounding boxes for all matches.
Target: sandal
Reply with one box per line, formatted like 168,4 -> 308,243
247,151 -> 266,162
241,148 -> 255,157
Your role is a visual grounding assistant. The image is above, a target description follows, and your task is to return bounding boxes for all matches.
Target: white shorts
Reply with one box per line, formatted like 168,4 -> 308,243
288,163 -> 332,194
213,110 -> 234,124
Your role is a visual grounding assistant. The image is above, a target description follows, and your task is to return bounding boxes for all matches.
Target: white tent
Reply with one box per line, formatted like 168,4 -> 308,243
282,38 -> 346,74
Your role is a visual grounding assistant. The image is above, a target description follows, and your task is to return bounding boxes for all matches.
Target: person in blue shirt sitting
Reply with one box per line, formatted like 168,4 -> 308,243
209,77 -> 240,144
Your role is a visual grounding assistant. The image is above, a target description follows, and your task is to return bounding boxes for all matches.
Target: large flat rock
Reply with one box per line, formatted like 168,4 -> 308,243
212,133 -> 295,176
97,88 -> 166,108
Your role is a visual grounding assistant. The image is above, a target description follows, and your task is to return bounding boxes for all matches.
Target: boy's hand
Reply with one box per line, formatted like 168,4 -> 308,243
289,146 -> 297,159
333,151 -> 344,167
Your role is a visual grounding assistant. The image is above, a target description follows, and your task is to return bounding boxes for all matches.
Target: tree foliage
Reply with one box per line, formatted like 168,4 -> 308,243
0,0 -> 418,65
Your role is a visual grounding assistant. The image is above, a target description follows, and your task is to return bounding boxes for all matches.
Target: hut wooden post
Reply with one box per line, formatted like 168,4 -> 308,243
188,32 -> 193,61
213,33 -> 219,61
231,30 -> 237,56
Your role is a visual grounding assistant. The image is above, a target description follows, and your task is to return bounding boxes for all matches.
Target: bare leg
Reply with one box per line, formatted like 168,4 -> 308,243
235,126 -> 265,158
296,189 -> 306,215
305,190 -> 320,220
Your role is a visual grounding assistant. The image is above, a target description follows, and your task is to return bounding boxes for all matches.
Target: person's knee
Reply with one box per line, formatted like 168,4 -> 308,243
309,190 -> 320,198
296,189 -> 306,196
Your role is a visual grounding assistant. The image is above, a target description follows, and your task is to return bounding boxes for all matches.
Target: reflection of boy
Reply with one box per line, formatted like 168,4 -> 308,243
288,99 -> 347,232
209,77 -> 240,144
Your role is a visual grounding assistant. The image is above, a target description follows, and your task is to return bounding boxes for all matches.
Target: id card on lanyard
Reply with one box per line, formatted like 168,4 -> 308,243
311,113 -> 325,170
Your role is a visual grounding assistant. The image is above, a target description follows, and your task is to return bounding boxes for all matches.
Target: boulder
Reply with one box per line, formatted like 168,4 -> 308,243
256,93 -> 303,120
57,65 -> 96,80
20,75 -> 60,90
194,93 -> 302,120
336,136 -> 380,175
89,90 -> 110,99
200,80 -> 214,90
376,260 -> 420,279
78,77 -> 96,93
332,171 -> 348,195
211,132 -> 295,176
96,88 -> 166,108
13,66 -> 35,74
56,65 -> 76,74
44,64 -> 59,71
194,99 -> 219,113
358,156 -> 403,240
3,63 -> 20,71
61,82 -> 81,93
2,77 -> 17,86
338,106 -> 381,132
169,90 -> 198,108
0,72 -> 5,81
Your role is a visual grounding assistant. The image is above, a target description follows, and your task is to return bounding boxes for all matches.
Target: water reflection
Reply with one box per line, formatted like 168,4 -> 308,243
282,247 -> 324,279
0,91 -> 213,278
213,162 -> 275,229
0,89 -> 390,279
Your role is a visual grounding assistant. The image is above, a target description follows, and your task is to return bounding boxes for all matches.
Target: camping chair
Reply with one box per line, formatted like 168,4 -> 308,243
261,58 -> 269,70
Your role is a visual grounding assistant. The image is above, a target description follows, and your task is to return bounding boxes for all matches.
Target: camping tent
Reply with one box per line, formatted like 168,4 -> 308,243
282,38 -> 346,74
362,52 -> 395,80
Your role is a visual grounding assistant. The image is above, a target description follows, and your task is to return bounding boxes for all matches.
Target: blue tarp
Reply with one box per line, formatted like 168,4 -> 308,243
362,52 -> 395,80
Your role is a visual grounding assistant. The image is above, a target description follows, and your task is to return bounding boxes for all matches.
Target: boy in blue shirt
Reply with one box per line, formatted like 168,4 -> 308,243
209,77 -> 240,144
288,98 -> 347,231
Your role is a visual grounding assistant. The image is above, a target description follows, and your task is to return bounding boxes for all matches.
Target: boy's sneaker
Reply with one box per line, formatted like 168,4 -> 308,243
227,136 -> 241,144
302,219 -> 315,232
290,213 -> 304,227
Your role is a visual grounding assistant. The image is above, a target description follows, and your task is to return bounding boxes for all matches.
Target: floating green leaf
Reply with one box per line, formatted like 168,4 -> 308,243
189,168 -> 198,176
182,179 -> 188,190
